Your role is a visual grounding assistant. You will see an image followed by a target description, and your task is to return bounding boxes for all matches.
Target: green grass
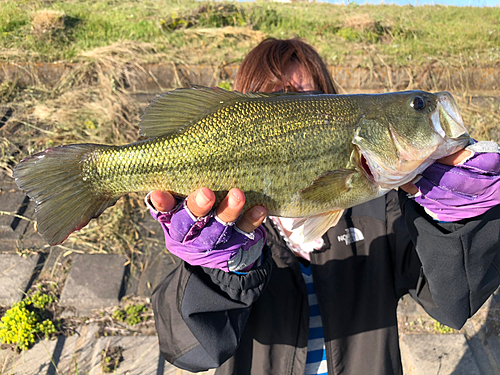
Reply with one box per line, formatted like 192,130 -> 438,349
0,0 -> 499,68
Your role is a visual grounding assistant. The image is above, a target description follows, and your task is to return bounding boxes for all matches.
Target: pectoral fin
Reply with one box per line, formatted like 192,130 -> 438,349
294,170 -> 353,242
300,170 -> 355,203
293,210 -> 345,242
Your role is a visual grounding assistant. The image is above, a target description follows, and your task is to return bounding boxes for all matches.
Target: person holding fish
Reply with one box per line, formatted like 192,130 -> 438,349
148,38 -> 500,375
11,39 -> 500,374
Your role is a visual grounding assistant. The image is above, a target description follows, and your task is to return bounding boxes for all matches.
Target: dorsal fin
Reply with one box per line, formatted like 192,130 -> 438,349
139,86 -> 291,138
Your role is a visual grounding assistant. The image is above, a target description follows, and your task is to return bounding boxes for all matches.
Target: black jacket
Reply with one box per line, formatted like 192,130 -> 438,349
152,189 -> 500,375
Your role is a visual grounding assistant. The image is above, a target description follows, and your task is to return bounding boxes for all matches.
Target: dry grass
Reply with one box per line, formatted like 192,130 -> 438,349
62,194 -> 149,258
344,13 -> 378,31
31,10 -> 66,36
9,41 -> 168,150
0,42 -> 162,256
459,98 -> 500,143
184,25 -> 264,41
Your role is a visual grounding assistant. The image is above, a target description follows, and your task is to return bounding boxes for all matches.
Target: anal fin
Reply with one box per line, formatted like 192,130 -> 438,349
293,210 -> 345,243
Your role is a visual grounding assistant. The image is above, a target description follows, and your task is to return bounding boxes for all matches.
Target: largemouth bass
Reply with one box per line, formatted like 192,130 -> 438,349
13,86 -> 469,245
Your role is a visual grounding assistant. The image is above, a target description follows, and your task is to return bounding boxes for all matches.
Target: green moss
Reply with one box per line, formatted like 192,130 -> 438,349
112,303 -> 147,326
434,321 -> 455,334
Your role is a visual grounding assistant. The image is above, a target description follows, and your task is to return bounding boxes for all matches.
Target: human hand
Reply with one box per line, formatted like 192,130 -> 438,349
401,141 -> 500,221
147,188 -> 267,272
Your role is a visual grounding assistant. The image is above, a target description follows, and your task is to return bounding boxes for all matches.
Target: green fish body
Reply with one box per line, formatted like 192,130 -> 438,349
14,87 -> 469,245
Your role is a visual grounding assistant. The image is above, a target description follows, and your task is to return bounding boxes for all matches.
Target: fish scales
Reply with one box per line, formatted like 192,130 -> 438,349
13,86 -> 469,245
85,96 -> 360,215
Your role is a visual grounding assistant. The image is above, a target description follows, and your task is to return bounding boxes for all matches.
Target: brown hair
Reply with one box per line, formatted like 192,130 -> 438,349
233,38 -> 337,94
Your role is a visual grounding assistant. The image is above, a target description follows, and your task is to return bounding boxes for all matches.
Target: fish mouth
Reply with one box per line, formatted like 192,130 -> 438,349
355,92 -> 469,189
360,154 -> 374,181
428,92 -> 470,158
433,92 -> 466,139
357,141 -> 431,188
352,92 -> 469,189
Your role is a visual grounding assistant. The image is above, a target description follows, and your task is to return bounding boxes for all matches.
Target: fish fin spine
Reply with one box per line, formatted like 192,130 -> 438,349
139,86 -> 305,138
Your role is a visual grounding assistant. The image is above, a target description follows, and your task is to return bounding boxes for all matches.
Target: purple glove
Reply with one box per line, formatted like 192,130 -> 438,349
147,197 -> 266,272
412,141 -> 500,221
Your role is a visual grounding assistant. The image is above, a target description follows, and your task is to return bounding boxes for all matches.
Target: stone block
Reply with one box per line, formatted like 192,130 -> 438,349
0,191 -> 28,236
39,246 -> 71,280
136,252 -> 180,297
0,176 -> 33,250
397,295 -> 428,317
487,335 -> 500,370
0,347 -> 16,374
400,333 -> 480,375
124,209 -> 178,296
0,253 -> 40,305
59,254 -> 127,316
87,335 -> 161,375
163,362 -> 216,375
0,175 -> 50,252
51,323 -> 99,374
6,338 -> 58,375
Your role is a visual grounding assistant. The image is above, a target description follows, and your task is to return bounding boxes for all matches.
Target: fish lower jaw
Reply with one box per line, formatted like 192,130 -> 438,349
376,176 -> 416,189
430,135 -> 471,160
369,164 -> 422,190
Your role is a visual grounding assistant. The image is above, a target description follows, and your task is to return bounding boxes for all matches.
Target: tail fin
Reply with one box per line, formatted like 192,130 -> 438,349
13,144 -> 118,245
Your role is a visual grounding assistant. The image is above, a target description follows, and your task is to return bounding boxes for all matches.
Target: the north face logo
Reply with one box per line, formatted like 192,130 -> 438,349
337,227 -> 364,245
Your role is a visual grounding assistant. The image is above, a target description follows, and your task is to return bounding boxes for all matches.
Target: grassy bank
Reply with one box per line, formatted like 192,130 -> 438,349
1,0 -> 499,68
1,1 -> 500,255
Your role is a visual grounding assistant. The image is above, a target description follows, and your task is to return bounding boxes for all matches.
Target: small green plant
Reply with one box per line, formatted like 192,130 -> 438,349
112,303 -> 147,326
30,290 -> 55,309
112,308 -> 125,322
101,345 -> 123,373
433,321 -> 454,334
0,291 -> 57,350
337,27 -> 361,42
218,81 -> 232,91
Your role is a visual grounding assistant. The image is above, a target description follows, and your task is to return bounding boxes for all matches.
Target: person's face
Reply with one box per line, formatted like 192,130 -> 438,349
273,62 -> 318,93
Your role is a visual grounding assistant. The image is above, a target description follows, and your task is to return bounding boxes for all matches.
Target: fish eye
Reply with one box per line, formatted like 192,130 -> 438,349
410,96 -> 426,111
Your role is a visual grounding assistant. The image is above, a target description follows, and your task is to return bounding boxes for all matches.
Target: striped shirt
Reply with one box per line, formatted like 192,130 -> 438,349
300,262 -> 328,375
